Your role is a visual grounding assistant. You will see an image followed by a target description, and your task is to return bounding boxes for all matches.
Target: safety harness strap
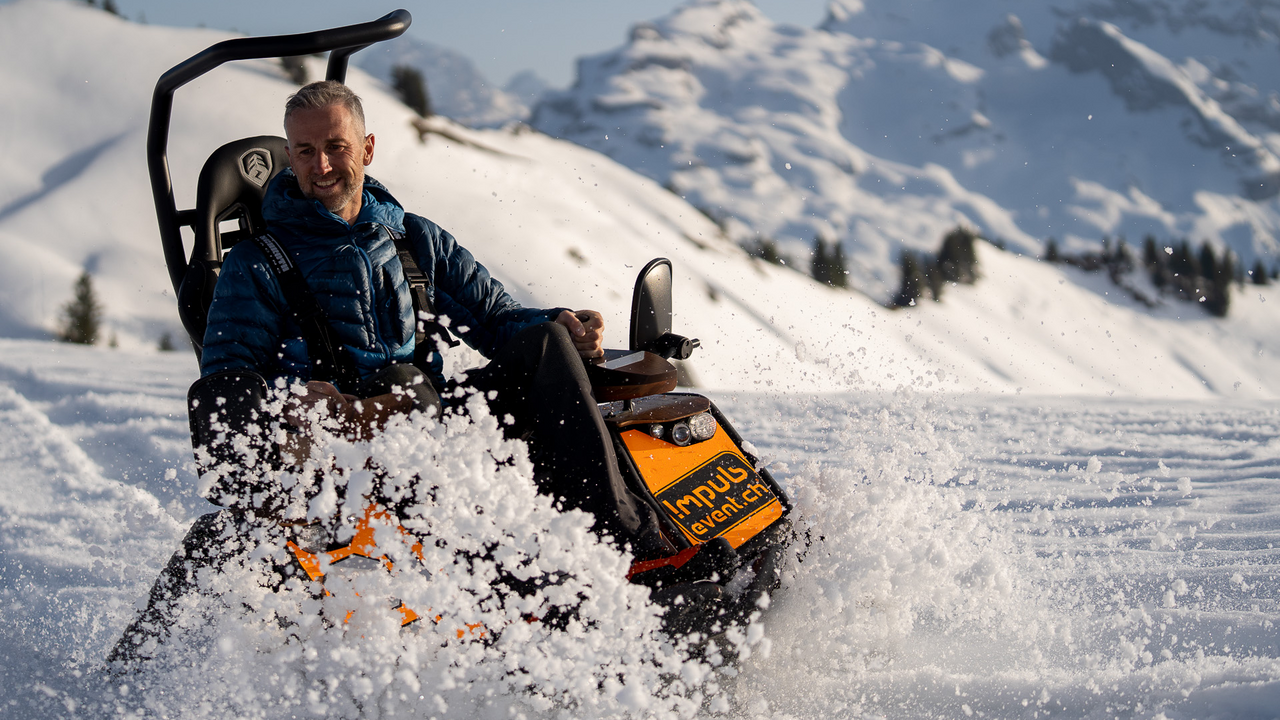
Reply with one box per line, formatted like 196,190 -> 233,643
387,228 -> 459,366
252,233 -> 359,388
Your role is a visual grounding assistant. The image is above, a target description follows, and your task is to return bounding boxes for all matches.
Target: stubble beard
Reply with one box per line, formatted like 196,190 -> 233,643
304,168 -> 362,218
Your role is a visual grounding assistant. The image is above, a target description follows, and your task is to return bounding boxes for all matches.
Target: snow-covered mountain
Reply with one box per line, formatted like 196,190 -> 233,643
503,69 -> 553,109
354,35 -> 540,128
4,0 -> 1280,398
532,0 -> 1280,298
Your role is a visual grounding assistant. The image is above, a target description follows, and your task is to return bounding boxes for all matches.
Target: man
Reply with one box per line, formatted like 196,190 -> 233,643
108,84 -> 742,666
197,80 -> 672,560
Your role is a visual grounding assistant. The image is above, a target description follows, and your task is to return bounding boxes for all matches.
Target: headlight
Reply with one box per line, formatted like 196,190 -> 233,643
648,423 -> 664,439
670,422 -> 692,446
688,412 -> 717,441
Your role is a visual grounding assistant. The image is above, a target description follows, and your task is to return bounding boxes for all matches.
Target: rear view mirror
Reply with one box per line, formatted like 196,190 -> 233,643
629,258 -> 700,360
630,258 -> 672,352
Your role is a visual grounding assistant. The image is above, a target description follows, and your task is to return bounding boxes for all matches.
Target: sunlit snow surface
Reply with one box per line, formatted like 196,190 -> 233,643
1,339 -> 1278,719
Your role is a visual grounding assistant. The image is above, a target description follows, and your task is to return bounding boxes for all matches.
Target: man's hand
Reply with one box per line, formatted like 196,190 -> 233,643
285,381 -> 357,428
556,309 -> 605,359
285,380 -> 413,439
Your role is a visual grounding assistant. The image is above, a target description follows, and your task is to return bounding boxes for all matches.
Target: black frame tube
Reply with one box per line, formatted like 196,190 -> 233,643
148,9 -> 411,293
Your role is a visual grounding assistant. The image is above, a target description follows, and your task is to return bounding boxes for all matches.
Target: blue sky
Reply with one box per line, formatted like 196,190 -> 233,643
95,0 -> 831,87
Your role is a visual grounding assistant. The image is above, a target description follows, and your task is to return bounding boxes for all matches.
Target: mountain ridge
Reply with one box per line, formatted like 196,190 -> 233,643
533,0 -> 1280,300
354,35 -> 540,128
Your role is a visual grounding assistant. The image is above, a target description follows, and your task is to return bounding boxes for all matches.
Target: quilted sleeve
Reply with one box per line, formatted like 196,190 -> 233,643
406,214 -> 565,358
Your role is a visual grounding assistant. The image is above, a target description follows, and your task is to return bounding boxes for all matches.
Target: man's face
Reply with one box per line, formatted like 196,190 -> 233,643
284,104 -> 375,224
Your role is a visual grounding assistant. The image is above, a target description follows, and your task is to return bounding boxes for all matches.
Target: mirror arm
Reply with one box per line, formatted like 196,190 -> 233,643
653,333 -> 700,360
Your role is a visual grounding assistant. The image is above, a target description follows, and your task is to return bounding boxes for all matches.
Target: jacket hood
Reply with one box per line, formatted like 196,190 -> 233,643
262,169 -> 406,239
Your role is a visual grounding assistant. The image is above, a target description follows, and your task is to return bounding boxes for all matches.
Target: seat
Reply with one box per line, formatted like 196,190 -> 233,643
177,136 -> 289,357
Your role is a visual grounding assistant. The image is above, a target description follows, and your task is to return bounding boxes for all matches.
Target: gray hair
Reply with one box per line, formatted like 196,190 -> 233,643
284,80 -> 366,133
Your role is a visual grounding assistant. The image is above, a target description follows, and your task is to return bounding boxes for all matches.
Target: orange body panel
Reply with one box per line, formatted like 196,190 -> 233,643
287,505 -> 430,629
621,426 -> 782,549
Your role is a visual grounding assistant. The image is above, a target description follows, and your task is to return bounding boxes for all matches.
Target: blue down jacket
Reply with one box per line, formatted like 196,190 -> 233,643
200,170 -> 562,390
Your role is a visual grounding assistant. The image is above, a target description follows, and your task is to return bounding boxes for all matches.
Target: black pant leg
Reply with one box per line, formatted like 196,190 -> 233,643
457,323 -> 669,558
107,510 -> 251,667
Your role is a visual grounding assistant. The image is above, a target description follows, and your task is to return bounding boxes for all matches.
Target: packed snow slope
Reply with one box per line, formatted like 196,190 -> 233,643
2,338 -> 1280,719
532,0 -> 1280,298
4,0 -> 1280,397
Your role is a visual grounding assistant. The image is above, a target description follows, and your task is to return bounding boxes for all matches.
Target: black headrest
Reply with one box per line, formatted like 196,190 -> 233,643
193,136 -> 290,263
180,136 -> 289,359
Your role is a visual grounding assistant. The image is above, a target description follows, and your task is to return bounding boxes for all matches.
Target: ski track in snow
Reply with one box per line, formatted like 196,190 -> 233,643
0,340 -> 1277,717
0,341 -> 198,715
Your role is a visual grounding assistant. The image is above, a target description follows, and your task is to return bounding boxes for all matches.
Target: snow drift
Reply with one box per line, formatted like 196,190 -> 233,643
3,339 -> 1279,717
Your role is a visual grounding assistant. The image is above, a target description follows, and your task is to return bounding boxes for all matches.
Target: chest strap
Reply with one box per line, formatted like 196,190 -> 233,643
252,233 -> 359,388
387,229 -> 459,366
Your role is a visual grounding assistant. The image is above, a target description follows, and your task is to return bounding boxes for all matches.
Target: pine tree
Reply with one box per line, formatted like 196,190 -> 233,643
894,251 -> 926,307
1044,237 -> 1060,263
102,0 -> 120,16
1115,238 -> 1131,266
1107,237 -> 1134,282
747,238 -> 784,265
1198,242 -> 1218,283
391,65 -> 431,118
1175,241 -> 1201,278
938,226 -> 978,284
810,237 -> 830,286
280,56 -> 308,85
1143,235 -> 1159,269
1206,247 -> 1232,317
58,271 -> 103,345
925,258 -> 945,301
810,237 -> 849,288
1169,241 -> 1199,299
1252,259 -> 1270,285
158,332 -> 176,352
829,241 -> 849,288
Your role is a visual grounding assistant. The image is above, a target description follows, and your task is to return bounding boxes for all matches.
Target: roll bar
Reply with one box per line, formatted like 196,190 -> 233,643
148,9 -> 412,294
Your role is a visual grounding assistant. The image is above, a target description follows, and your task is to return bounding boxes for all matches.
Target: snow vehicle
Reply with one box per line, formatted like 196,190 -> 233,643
146,9 -> 793,641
